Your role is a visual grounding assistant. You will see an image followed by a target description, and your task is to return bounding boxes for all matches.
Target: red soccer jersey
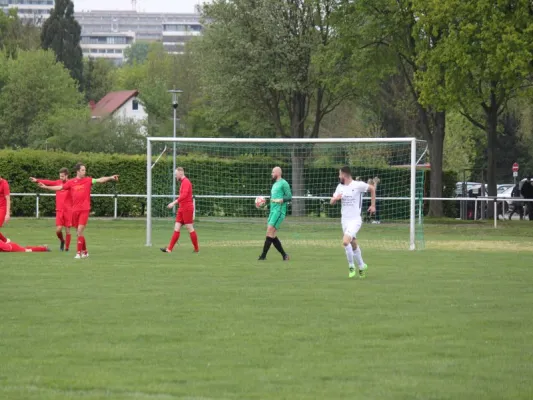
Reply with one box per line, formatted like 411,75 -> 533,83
177,177 -> 194,209
0,178 -> 10,210
62,177 -> 93,212
38,179 -> 72,212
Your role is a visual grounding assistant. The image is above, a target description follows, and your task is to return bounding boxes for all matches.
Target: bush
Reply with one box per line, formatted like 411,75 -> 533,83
0,148 -> 457,219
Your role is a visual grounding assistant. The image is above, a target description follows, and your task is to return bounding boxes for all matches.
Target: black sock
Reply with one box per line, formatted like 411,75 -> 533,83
261,237 -> 274,257
272,237 -> 286,257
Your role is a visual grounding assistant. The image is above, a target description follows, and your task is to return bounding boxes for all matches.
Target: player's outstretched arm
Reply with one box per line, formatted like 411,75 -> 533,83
367,184 -> 376,213
38,182 -> 63,191
30,177 -> 57,186
94,175 -> 119,184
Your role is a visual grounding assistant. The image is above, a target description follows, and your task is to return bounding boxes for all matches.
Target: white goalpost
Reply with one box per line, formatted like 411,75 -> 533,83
146,137 -> 427,250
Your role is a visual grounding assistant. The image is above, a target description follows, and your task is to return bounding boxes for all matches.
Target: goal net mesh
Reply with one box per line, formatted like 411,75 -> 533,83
148,140 -> 427,250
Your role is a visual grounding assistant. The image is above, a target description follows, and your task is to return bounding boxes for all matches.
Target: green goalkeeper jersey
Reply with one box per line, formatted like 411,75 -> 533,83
270,178 -> 292,213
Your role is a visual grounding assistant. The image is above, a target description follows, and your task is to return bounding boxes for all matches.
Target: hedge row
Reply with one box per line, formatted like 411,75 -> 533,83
0,149 -> 458,219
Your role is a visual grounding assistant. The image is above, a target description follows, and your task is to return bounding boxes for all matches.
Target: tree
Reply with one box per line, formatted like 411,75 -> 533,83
414,0 -> 533,210
123,41 -> 150,65
83,57 -> 116,103
0,50 -> 85,148
197,0 -> 367,215
0,9 -> 40,59
333,0 -> 448,216
41,0 -> 83,85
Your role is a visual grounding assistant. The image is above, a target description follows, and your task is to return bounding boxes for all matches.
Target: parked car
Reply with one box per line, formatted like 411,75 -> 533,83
497,184 -> 514,194
455,182 -> 482,197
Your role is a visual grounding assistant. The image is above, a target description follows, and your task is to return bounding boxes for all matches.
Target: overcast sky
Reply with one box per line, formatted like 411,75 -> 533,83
74,0 -> 204,13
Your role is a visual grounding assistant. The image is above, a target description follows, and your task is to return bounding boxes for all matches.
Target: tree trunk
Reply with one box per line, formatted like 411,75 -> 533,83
291,151 -> 306,216
428,111 -> 446,217
486,104 -> 498,218
289,92 -> 308,216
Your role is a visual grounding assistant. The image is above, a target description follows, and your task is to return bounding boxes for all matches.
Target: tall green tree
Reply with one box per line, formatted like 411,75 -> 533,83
414,0 -> 533,205
333,0 -> 448,216
0,50 -> 84,148
0,9 -> 40,59
197,0 -> 369,214
83,57 -> 116,103
123,41 -> 150,65
41,0 -> 83,84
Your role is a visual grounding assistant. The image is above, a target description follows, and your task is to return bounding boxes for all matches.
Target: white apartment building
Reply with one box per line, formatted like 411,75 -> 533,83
161,20 -> 202,54
80,31 -> 135,65
75,10 -> 201,42
2,0 -> 54,25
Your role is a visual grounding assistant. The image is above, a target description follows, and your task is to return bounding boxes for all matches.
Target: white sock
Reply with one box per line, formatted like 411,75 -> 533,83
353,246 -> 364,268
344,243 -> 355,268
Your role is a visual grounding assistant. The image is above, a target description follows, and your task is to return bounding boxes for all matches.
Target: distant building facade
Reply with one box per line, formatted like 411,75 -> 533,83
162,20 -> 202,54
74,10 -> 202,43
2,0 -> 54,25
80,31 -> 135,65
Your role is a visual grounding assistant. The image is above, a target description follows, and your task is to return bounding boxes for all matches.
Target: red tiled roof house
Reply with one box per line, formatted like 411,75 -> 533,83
91,90 -> 147,125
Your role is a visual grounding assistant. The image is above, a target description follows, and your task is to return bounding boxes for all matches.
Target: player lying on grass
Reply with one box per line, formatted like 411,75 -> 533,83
258,166 -> 292,261
0,175 -> 11,243
0,240 -> 50,252
30,168 -> 73,251
330,166 -> 376,279
38,163 -> 119,259
161,167 -> 199,253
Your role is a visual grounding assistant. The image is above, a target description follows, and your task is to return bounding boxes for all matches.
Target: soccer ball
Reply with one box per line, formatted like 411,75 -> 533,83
255,196 -> 266,209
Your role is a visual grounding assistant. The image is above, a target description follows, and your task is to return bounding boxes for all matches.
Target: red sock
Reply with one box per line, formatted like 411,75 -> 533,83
57,231 -> 64,242
0,232 -> 6,242
168,231 -> 180,251
82,236 -> 87,252
190,231 -> 199,252
27,246 -> 49,252
65,234 -> 72,250
77,236 -> 83,253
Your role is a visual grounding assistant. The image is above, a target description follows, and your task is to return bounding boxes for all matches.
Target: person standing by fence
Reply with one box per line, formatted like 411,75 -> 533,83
521,177 -> 533,221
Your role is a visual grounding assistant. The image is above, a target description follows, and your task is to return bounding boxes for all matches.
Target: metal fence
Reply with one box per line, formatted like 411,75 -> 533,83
10,193 -> 533,228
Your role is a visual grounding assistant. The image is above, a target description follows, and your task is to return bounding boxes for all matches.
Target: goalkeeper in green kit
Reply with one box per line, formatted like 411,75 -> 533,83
258,166 -> 292,261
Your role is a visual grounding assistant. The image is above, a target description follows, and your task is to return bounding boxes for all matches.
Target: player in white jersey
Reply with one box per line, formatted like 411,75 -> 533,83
330,166 -> 376,278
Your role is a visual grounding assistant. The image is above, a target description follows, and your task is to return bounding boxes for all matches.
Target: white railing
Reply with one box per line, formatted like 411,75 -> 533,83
10,193 -> 533,229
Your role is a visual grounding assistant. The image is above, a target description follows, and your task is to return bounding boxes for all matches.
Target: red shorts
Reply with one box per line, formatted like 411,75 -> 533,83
176,207 -> 194,225
56,210 -> 72,227
71,210 -> 90,227
0,209 -> 5,228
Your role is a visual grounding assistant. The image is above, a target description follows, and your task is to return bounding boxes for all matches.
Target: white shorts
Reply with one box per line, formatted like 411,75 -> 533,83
341,219 -> 362,240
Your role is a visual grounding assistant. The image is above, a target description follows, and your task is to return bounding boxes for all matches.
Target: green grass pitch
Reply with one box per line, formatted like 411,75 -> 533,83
1,218 -> 532,400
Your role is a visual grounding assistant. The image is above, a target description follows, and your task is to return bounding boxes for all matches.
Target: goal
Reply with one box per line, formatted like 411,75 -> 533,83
146,138 -> 427,250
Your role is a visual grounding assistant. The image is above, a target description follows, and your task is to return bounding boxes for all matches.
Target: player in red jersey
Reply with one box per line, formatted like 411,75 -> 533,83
0,240 -> 50,252
160,167 -> 199,253
38,163 -> 119,259
30,168 -> 73,251
0,175 -> 11,243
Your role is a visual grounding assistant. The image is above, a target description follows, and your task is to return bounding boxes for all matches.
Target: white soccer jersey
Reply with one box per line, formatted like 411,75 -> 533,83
334,180 -> 370,220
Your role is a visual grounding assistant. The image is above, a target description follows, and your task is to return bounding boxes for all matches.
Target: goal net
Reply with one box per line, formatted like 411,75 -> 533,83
146,138 -> 427,250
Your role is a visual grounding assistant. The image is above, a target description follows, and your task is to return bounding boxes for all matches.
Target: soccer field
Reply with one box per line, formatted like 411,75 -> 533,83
1,219 -> 532,400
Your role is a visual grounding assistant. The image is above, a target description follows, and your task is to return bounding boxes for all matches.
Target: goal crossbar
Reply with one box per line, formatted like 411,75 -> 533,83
147,137 -> 420,144
146,137 -> 424,250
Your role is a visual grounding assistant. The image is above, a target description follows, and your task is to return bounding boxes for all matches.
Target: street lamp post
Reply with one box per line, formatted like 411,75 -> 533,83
168,89 -> 183,205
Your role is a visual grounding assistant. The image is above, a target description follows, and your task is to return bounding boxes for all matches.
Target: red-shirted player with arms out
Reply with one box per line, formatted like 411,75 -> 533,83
30,168 -> 73,251
0,175 -> 11,243
160,167 -> 199,253
38,163 -> 119,259
0,240 -> 50,252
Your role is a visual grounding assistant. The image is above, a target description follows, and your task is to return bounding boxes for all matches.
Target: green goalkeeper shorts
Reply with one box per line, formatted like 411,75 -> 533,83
268,211 -> 286,230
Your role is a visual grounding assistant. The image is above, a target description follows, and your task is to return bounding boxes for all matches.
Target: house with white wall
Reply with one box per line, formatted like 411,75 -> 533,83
91,90 -> 147,132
